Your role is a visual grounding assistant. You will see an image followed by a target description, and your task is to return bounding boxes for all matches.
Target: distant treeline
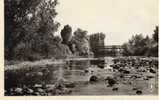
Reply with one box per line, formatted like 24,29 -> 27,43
122,26 -> 158,57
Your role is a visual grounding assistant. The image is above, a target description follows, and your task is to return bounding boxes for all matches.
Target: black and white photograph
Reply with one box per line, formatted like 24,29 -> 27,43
4,0 -> 158,96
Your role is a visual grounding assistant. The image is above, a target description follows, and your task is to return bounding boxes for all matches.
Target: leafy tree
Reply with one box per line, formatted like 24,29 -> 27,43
122,34 -> 148,56
71,28 -> 90,56
148,26 -> 158,57
60,25 -> 73,53
122,28 -> 158,57
5,0 -> 60,60
153,26 -> 158,42
73,28 -> 88,39
48,36 -> 72,59
60,25 -> 72,45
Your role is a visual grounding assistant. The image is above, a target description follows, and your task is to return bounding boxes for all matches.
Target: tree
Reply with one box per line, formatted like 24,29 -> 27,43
71,28 -> 90,56
122,34 -> 148,56
48,36 -> 72,59
60,25 -> 72,45
148,26 -> 158,57
5,0 -> 60,60
153,26 -> 158,42
122,26 -> 158,57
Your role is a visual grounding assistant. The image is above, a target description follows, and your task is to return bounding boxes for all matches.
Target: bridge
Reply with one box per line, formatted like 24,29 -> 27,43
92,45 -> 124,57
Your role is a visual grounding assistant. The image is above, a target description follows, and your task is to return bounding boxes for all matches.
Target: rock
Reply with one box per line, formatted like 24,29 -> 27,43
46,87 -> 54,93
128,81 -> 133,85
42,68 -> 50,75
55,82 -> 65,90
47,93 -> 52,96
36,88 -> 45,93
149,68 -> 156,73
118,68 -> 124,72
5,90 -> 7,94
89,75 -> 98,83
10,88 -> 14,92
131,75 -> 140,79
84,69 -> 89,73
34,84 -> 43,88
68,89 -> 72,94
91,71 -> 94,74
64,82 -> 76,88
46,84 -> 55,88
27,88 -> 34,94
97,64 -> 104,69
40,92 -> 47,96
132,87 -> 138,90
105,77 -> 117,87
143,77 -> 149,80
36,72 -> 43,76
123,70 -> 130,74
55,89 -> 62,95
45,84 -> 55,92
136,90 -> 142,95
112,87 -> 118,91
146,73 -> 155,78
147,75 -> 154,78
14,88 -> 23,94
62,88 -> 72,94
25,73 -> 30,77
33,92 -> 40,96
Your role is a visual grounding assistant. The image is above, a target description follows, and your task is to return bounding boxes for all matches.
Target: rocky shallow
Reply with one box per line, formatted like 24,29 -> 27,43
5,57 -> 158,96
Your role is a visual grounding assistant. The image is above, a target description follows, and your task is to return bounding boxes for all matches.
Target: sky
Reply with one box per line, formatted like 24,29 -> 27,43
55,0 -> 159,45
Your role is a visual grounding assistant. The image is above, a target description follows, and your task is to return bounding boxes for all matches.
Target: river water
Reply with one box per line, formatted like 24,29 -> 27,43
5,58 -> 158,95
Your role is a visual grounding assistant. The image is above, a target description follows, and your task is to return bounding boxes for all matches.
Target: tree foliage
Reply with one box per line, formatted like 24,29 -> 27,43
122,34 -> 149,56
48,36 -> 72,59
5,0 -> 60,60
60,25 -> 72,45
122,26 -> 158,57
153,26 -> 158,42
71,28 -> 90,56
